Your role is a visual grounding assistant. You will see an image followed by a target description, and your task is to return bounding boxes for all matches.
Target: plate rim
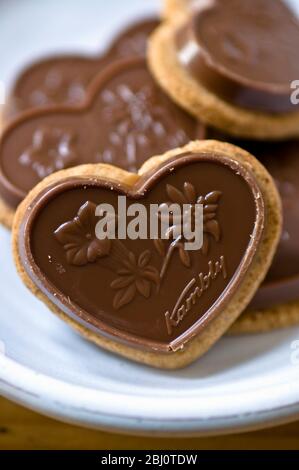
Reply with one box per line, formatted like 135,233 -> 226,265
1,353 -> 299,435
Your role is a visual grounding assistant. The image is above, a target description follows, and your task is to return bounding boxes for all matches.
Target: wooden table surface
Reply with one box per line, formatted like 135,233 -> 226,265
0,396 -> 299,450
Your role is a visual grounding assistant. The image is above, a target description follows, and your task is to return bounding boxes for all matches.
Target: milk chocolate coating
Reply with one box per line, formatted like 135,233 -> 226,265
6,17 -> 160,119
176,0 -> 299,113
0,58 -> 202,208
19,152 -> 264,352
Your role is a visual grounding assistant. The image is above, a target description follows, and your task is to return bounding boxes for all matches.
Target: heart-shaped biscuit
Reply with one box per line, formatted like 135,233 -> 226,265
0,57 -> 202,227
13,141 -> 281,368
5,17 -> 160,119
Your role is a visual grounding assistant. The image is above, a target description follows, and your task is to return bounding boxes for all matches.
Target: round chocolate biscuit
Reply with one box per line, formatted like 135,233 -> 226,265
149,0 -> 299,139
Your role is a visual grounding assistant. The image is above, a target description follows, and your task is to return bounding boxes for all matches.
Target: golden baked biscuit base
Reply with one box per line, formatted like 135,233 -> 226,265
163,0 -> 193,21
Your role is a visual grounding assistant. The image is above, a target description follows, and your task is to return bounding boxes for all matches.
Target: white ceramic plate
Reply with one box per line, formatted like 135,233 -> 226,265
1,0 -> 299,436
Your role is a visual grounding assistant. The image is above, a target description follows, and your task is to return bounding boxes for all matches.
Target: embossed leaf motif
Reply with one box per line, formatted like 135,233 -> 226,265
202,191 -> 221,254
19,127 -> 79,180
54,201 -> 111,266
163,183 -> 222,257
111,250 -> 160,310
154,238 -> 166,257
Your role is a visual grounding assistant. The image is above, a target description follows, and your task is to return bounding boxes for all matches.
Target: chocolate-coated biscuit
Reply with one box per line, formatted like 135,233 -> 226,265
2,17 -> 160,124
149,0 -> 299,139
0,17 -> 159,143
0,57 -> 202,228
219,137 -> 299,334
12,140 -> 281,368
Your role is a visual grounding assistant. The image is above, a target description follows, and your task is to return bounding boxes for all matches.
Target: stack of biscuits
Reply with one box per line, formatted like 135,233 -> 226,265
0,0 -> 298,368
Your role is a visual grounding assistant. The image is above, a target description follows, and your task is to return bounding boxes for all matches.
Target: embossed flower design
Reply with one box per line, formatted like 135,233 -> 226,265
158,183 -> 222,263
54,201 -> 111,266
19,127 -> 79,179
99,84 -> 188,171
111,250 -> 160,310
29,68 -> 86,107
